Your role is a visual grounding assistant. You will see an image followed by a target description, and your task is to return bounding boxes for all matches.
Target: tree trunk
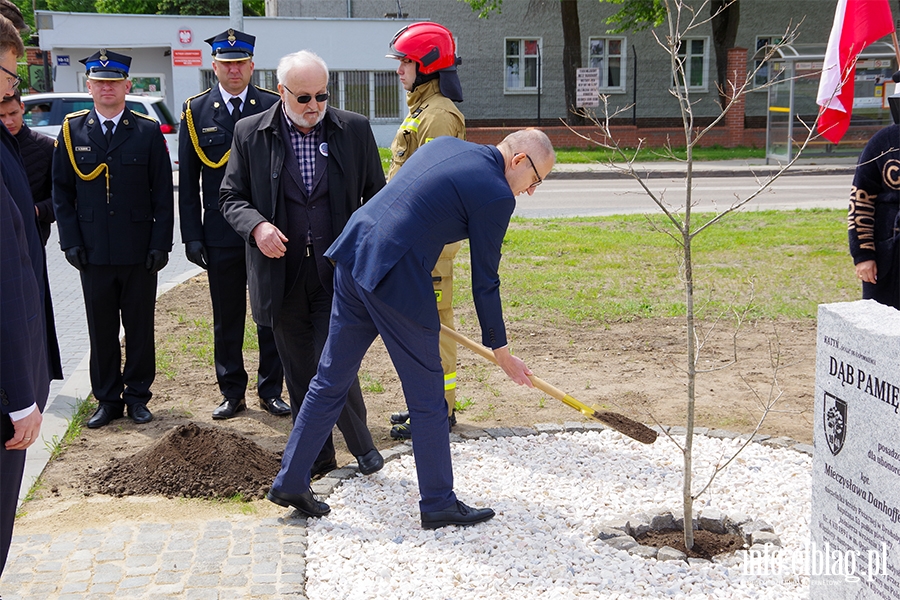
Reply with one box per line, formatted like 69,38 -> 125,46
710,0 -> 740,111
560,0 -> 585,126
682,147 -> 696,551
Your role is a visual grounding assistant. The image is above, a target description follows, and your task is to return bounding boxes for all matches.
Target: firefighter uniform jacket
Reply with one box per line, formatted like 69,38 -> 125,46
388,78 -> 465,180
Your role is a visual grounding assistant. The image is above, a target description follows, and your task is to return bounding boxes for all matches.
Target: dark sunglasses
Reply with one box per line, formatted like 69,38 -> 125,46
1,65 -> 22,90
283,85 -> 328,104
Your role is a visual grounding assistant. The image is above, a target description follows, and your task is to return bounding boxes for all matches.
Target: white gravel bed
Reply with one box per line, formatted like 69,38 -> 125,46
305,430 -> 811,599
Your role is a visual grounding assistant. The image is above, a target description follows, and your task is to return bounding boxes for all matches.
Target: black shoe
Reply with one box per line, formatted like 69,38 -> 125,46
212,397 -> 246,420
421,500 -> 495,530
390,410 -> 410,425
259,397 -> 291,416
356,449 -> 384,475
311,458 -> 338,479
267,487 -> 330,518
127,403 -> 153,424
86,403 -> 124,429
390,421 -> 412,440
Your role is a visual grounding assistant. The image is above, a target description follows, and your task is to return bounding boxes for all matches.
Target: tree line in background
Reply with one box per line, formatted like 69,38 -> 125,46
11,0 -> 264,42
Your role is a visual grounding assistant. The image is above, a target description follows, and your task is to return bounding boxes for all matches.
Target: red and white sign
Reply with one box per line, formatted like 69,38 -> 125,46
173,49 -> 203,67
178,29 -> 192,45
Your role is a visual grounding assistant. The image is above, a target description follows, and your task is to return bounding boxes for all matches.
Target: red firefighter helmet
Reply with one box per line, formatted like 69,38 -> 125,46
386,22 -> 459,75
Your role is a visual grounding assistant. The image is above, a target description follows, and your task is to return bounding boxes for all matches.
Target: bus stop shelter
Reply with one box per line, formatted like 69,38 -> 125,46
760,41 -> 896,163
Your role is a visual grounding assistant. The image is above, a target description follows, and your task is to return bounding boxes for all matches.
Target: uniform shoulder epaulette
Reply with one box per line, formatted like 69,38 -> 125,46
64,109 -> 90,120
255,85 -> 279,96
132,111 -> 158,122
185,88 -> 212,104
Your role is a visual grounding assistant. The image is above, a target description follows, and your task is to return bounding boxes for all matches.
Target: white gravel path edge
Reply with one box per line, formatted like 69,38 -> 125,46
305,429 -> 812,599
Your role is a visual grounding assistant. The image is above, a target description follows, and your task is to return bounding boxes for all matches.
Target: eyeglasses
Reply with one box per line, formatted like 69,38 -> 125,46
525,154 -> 543,188
1,65 -> 22,91
283,85 -> 328,105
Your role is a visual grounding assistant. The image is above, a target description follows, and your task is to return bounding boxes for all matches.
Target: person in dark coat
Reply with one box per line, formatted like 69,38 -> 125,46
52,49 -> 174,429
266,130 -> 555,529
179,29 -> 288,420
220,50 -> 384,478
0,14 -> 51,576
849,91 -> 900,310
0,90 -> 56,245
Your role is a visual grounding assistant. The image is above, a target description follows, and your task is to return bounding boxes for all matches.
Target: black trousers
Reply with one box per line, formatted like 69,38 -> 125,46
207,245 -> 283,400
273,256 -> 374,461
80,263 -> 156,407
0,416 -> 25,576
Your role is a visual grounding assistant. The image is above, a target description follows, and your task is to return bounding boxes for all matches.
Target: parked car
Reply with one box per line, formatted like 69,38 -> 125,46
21,92 -> 179,171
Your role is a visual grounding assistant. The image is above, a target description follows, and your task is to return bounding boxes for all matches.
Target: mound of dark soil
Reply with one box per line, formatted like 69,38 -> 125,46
91,423 -> 281,500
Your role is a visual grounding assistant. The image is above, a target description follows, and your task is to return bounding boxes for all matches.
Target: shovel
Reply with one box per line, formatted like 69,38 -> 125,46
441,325 -> 658,445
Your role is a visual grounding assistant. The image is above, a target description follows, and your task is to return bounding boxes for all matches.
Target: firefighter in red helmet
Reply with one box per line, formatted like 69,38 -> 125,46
386,22 -> 466,439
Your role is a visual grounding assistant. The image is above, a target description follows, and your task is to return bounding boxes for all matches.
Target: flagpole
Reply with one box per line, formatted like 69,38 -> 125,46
892,32 -> 900,66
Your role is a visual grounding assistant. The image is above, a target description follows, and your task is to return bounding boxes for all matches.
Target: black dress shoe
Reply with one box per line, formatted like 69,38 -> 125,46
127,403 -> 153,424
267,487 -> 330,518
356,448 -> 384,475
390,410 -> 410,425
311,458 -> 337,478
421,500 -> 495,530
86,403 -> 124,429
259,397 -> 291,416
212,397 -> 246,420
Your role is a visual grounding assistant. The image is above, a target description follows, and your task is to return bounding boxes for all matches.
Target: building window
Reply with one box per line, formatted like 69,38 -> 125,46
198,69 -> 401,121
754,36 -> 783,87
505,38 -> 541,93
675,37 -> 709,90
328,71 -> 402,122
588,37 -> 626,91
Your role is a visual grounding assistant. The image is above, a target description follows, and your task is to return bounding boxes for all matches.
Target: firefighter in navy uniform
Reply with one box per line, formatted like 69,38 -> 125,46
384,22 -> 466,439
179,29 -> 289,419
52,50 -> 174,428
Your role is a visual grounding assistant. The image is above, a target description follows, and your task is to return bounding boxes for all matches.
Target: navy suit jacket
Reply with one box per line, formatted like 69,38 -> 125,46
326,137 -> 515,349
1,184 -> 50,419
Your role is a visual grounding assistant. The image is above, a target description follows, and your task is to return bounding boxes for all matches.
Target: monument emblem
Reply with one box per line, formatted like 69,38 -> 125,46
824,391 -> 847,456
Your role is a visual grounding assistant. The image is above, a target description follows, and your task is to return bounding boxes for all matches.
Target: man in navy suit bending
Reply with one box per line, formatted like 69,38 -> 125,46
266,129 -> 555,529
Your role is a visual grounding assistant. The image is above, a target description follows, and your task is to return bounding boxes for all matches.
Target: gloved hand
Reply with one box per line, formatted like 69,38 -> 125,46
145,249 -> 169,274
64,246 -> 88,271
184,240 -> 208,270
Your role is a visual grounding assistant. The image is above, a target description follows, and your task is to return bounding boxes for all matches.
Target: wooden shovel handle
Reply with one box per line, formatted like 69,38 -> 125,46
440,325 -> 657,444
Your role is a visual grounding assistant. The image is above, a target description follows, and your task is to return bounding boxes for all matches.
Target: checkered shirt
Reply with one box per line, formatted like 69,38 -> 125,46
283,105 -> 322,193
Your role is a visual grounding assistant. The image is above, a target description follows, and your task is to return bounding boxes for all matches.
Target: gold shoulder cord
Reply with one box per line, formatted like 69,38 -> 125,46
63,117 -> 110,203
185,97 -> 230,169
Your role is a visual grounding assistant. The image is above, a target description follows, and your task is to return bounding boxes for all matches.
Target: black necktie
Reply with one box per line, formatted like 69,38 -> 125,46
104,120 -> 114,143
230,97 -> 242,122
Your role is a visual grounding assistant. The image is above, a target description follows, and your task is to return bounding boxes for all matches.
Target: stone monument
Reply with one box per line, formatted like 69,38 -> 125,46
811,300 -> 900,599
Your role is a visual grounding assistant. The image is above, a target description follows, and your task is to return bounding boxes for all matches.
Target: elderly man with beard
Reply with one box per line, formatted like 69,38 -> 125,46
220,50 -> 385,478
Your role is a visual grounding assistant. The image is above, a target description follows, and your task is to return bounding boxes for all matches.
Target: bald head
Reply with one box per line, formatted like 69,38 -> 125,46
499,129 -> 555,169
497,129 -> 556,196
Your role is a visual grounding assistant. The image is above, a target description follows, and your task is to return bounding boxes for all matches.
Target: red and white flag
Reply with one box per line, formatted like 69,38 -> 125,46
816,0 -> 894,143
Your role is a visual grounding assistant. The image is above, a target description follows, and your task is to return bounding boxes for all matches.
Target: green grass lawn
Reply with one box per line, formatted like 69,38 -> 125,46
452,209 -> 858,324
378,145 -> 764,173
554,145 -> 767,164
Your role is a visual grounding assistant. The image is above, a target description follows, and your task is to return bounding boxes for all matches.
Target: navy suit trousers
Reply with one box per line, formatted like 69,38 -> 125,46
273,263 -> 456,513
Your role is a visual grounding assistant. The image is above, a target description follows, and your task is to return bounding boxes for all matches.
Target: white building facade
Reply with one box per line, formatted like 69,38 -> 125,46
34,11 -> 416,145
